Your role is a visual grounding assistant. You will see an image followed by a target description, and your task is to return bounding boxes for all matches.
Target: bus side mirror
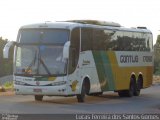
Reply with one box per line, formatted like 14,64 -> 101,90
63,41 -> 70,59
3,41 -> 16,58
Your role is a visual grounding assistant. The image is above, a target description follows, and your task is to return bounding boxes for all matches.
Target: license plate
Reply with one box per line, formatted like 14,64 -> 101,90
33,88 -> 42,93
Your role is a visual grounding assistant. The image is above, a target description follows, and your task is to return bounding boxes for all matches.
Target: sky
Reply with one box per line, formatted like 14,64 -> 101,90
0,0 -> 160,44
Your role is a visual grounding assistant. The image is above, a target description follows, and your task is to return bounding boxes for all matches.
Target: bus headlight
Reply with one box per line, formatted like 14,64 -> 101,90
52,81 -> 66,86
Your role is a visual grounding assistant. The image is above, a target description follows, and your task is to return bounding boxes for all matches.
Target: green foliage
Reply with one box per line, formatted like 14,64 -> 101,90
3,81 -> 13,89
156,35 -> 160,44
154,35 -> 160,75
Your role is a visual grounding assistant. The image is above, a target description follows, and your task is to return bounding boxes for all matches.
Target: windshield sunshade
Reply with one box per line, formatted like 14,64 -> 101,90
18,29 -> 69,44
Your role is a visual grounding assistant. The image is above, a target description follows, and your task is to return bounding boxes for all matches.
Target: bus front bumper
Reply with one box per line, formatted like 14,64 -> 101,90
14,85 -> 68,96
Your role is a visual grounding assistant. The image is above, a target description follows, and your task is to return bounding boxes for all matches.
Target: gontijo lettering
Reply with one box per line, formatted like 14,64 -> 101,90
120,55 -> 138,63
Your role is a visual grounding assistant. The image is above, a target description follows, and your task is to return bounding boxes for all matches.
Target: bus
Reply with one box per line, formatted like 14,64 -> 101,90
3,20 -> 153,102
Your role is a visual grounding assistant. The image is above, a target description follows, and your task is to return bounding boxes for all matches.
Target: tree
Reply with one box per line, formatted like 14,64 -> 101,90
0,37 -> 13,77
156,35 -> 160,45
154,35 -> 160,74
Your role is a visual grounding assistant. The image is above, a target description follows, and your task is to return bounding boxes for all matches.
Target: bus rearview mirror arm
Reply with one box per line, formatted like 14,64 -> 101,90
63,41 -> 70,59
3,41 -> 16,58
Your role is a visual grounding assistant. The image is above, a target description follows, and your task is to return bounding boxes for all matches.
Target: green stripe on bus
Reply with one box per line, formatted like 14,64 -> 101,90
92,51 -> 115,91
101,52 -> 115,90
92,51 -> 109,91
35,77 -> 56,81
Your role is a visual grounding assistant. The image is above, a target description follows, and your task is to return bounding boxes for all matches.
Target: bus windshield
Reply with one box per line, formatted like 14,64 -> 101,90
15,29 -> 69,76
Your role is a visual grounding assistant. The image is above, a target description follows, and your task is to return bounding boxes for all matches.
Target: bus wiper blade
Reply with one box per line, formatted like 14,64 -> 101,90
40,58 -> 51,76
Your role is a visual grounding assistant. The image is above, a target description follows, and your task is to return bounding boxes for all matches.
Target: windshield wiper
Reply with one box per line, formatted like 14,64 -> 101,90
40,57 -> 52,76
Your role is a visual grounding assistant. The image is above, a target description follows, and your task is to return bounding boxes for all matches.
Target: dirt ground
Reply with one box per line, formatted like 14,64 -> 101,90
0,89 -> 14,96
153,75 -> 160,84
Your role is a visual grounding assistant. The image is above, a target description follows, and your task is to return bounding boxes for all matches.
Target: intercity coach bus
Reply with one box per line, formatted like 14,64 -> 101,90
3,20 -> 153,102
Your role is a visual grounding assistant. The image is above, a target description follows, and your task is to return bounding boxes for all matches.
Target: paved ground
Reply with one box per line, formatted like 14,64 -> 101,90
0,85 -> 160,114
0,75 -> 160,120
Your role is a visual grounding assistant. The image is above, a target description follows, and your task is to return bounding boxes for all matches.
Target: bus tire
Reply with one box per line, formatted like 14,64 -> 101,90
134,75 -> 143,96
125,78 -> 135,97
35,95 -> 43,101
76,79 -> 90,103
77,82 -> 86,103
133,80 -> 140,96
133,84 -> 140,96
137,75 -> 143,89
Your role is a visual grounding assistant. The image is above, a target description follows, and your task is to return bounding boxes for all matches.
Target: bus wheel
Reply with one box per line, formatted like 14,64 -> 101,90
77,80 -> 89,103
133,84 -> 140,96
134,76 -> 142,96
35,95 -> 43,101
125,79 -> 134,97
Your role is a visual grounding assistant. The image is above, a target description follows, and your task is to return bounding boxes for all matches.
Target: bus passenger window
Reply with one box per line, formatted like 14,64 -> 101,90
68,28 -> 80,74
81,28 -> 92,51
